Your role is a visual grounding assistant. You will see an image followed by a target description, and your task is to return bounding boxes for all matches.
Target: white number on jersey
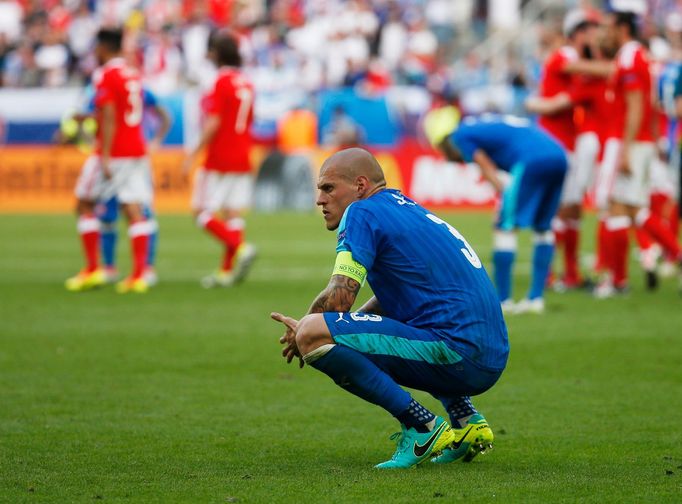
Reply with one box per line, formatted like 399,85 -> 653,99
124,80 -> 143,127
234,86 -> 253,134
350,312 -> 383,322
426,214 -> 482,269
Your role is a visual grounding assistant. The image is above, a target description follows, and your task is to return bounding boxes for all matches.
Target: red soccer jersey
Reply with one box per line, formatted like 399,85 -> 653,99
538,46 -> 578,151
612,41 -> 654,142
92,58 -> 146,158
203,67 -> 254,173
571,75 -> 611,141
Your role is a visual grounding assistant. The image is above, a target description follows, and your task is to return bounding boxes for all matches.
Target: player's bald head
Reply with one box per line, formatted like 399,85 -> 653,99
320,148 -> 386,187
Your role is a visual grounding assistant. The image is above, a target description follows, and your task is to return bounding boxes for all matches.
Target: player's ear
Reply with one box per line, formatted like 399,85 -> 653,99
356,175 -> 369,195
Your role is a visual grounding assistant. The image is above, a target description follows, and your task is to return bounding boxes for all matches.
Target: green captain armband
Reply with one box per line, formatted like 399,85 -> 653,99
333,251 -> 367,285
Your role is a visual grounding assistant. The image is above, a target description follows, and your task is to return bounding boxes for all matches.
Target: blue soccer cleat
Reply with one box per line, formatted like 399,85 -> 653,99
375,416 -> 455,469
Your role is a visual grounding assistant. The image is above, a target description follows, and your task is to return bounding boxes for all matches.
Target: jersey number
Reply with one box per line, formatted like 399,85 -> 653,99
426,214 -> 482,269
124,80 -> 143,127
235,87 -> 253,134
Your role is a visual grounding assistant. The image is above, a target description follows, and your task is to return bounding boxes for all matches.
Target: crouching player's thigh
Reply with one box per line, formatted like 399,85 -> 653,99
300,312 -> 502,397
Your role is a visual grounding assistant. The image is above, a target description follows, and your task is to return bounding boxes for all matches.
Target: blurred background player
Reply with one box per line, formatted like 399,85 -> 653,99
182,29 -> 257,288
60,85 -> 170,285
96,87 -> 170,285
65,28 -> 154,294
438,114 -> 567,314
595,10 -> 682,298
534,9 -> 603,291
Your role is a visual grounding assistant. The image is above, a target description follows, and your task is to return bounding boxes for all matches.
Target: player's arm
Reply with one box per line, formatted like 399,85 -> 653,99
99,102 -> 116,178
563,59 -> 614,77
620,89 -> 643,174
525,92 -> 573,116
181,113 -> 220,174
147,103 -> 171,153
307,251 -> 367,313
307,274 -> 362,314
357,296 -> 383,315
473,149 -> 505,193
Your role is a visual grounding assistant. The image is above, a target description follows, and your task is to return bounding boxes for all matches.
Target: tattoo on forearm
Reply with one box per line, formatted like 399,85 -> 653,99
308,275 -> 360,314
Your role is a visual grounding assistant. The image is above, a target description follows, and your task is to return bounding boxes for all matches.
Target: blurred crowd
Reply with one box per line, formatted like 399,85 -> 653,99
2,1 -> 682,114
0,0 -> 479,94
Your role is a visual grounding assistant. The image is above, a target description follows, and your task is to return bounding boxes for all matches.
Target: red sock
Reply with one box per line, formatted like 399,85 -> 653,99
129,220 -> 150,280
204,217 -> 232,244
634,226 -> 655,252
667,203 -> 679,262
637,209 -> 681,260
77,214 -> 100,273
650,193 -> 667,217
595,218 -> 608,273
222,219 -> 245,271
606,216 -> 630,288
564,220 -> 581,284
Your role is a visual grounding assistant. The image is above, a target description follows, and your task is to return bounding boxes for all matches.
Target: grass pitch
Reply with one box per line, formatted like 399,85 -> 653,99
1,211 -> 681,503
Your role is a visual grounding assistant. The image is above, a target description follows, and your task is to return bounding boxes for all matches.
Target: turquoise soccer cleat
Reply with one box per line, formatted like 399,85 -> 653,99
431,413 -> 494,464
375,416 -> 455,469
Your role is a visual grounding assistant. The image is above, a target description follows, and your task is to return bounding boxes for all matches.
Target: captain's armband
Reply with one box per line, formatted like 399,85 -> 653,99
332,251 -> 367,285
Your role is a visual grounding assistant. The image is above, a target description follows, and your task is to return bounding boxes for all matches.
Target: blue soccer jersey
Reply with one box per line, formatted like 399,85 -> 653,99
336,189 -> 509,371
450,114 -> 566,172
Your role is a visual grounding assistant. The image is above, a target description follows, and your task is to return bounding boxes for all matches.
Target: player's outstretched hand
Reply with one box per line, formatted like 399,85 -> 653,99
270,312 -> 304,368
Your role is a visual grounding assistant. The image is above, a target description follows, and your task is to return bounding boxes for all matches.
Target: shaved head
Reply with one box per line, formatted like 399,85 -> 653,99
319,148 -> 386,186
316,148 -> 387,230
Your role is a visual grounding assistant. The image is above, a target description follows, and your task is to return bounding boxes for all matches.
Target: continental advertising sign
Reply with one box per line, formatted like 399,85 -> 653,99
0,143 -> 495,213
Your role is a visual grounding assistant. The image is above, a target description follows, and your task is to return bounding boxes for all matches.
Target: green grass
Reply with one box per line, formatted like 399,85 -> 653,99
1,212 -> 681,503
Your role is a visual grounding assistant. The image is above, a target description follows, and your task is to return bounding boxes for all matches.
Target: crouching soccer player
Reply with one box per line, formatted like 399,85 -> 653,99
271,148 -> 509,469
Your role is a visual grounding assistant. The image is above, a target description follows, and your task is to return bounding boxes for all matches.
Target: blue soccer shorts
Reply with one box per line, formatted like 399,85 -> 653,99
496,155 -> 567,232
322,312 -> 502,398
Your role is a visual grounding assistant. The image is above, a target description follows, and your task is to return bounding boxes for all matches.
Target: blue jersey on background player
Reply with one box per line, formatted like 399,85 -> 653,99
272,148 -> 508,469
442,114 -> 567,313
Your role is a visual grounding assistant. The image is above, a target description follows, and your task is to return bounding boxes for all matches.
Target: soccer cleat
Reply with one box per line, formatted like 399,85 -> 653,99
513,297 -> 545,314
431,413 -> 494,464
593,281 -> 629,299
232,243 -> 258,284
103,266 -> 119,284
659,260 -> 677,279
115,277 -> 149,294
200,270 -> 235,289
645,270 -> 659,291
374,416 -> 455,469
143,266 -> 158,287
65,269 -> 106,292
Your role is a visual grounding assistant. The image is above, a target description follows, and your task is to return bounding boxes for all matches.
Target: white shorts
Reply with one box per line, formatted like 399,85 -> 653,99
611,141 -> 655,208
191,169 -> 253,212
561,132 -> 600,205
649,156 -> 676,198
74,155 -> 153,205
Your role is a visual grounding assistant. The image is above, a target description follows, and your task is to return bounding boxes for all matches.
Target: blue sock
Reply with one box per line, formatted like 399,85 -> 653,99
100,221 -> 117,268
441,396 -> 477,428
310,345 -> 417,424
493,250 -> 515,301
395,399 -> 436,432
147,221 -> 158,267
529,242 -> 554,300
143,206 -> 158,267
